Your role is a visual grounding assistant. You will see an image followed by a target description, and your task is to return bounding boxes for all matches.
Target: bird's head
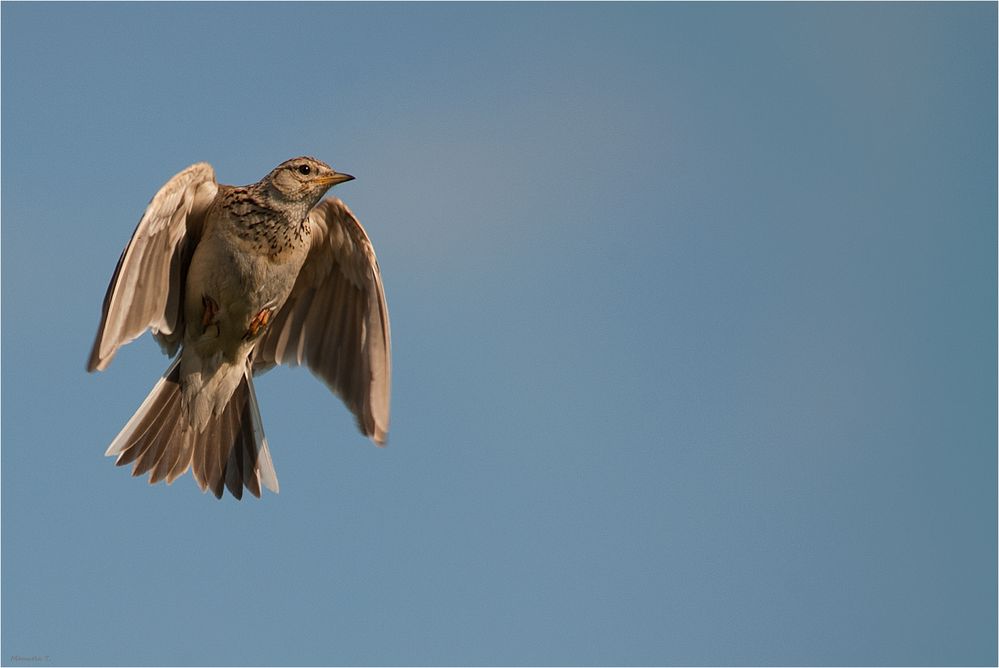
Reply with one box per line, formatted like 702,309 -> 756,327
264,156 -> 354,209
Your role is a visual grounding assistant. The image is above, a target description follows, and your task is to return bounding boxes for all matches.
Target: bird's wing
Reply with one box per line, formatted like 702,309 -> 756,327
253,198 -> 391,444
88,162 -> 218,372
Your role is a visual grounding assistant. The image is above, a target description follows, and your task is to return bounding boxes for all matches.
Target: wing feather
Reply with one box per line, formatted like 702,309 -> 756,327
253,198 -> 391,445
87,163 -> 218,371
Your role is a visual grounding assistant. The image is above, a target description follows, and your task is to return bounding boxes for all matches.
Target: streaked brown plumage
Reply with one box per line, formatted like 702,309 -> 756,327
88,157 -> 391,499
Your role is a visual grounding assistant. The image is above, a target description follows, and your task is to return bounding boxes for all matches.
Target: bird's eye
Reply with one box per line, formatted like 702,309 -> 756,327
297,164 -> 311,175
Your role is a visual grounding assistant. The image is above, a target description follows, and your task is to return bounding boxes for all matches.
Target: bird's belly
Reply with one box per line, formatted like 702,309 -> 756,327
184,234 -> 303,359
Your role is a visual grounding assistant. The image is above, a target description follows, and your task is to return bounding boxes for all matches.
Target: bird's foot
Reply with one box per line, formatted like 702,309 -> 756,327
201,295 -> 220,335
243,306 -> 275,341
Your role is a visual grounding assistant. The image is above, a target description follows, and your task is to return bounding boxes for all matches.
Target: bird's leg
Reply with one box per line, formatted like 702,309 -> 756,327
201,295 -> 220,335
243,303 -> 277,341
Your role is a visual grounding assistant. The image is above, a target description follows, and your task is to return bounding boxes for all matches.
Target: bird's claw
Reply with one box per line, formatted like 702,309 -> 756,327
243,307 -> 275,340
201,295 -> 220,335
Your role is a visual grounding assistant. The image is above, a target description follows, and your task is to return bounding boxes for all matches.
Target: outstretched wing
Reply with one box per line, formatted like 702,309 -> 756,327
253,198 -> 391,445
88,162 -> 218,372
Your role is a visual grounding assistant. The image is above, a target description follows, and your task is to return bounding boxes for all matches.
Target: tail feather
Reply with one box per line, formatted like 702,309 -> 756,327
134,391 -> 181,479
105,360 -> 279,499
199,408 -> 224,496
247,379 -> 278,494
225,434 -> 245,500
109,364 -> 178,461
239,404 -> 262,498
113,362 -> 183,468
165,434 -> 193,484
149,420 -> 183,485
191,407 -> 210,493
216,401 -> 237,493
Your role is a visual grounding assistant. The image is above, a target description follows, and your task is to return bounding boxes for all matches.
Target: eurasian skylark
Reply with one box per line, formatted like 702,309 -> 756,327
88,157 -> 391,499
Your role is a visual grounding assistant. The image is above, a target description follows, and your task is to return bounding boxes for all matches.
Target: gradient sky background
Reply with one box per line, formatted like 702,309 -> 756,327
2,3 -> 996,666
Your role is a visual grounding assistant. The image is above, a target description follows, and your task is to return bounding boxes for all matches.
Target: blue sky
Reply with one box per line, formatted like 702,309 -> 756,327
2,3 -> 996,666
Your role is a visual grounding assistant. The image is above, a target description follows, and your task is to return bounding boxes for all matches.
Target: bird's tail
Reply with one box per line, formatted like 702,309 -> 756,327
105,359 -> 279,499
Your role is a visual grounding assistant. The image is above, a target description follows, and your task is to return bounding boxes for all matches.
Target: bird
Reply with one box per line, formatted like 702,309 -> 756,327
87,157 -> 391,500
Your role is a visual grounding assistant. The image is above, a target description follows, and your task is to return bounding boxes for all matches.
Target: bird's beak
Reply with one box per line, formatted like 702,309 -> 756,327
319,172 -> 355,186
